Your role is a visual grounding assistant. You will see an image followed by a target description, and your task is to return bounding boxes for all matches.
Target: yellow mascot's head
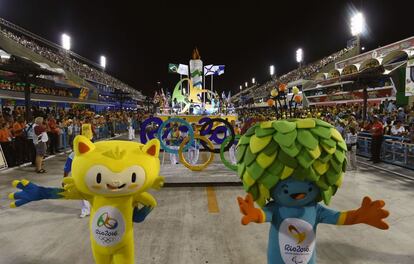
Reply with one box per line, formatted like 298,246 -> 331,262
72,135 -> 160,197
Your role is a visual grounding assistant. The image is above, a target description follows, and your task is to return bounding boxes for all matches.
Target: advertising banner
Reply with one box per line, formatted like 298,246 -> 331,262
406,59 -> 414,96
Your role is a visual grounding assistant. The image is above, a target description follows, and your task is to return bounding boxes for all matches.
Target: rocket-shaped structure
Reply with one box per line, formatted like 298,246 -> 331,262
190,48 -> 203,89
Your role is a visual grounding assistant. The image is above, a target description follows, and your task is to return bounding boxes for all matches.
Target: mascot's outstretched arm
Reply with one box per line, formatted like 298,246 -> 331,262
132,176 -> 164,223
9,178 -> 158,224
315,196 -> 389,229
8,178 -> 88,208
337,196 -> 389,229
237,193 -> 267,224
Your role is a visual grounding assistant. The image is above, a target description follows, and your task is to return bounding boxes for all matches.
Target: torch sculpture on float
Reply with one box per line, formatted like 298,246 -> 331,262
170,48 -> 219,115
190,48 -> 203,89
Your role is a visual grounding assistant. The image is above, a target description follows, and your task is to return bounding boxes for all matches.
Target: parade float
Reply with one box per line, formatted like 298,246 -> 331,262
153,48 -> 237,124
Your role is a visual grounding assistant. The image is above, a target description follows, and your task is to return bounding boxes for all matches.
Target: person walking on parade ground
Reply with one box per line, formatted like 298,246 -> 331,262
346,126 -> 358,170
63,147 -> 90,218
370,115 -> 384,164
76,118 -> 94,217
33,117 -> 48,173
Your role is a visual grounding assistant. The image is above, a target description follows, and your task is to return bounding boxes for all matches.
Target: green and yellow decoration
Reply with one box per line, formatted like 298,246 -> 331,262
237,118 -> 347,207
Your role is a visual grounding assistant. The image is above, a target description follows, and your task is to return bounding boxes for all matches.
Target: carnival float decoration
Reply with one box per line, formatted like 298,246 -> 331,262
163,48 -> 227,115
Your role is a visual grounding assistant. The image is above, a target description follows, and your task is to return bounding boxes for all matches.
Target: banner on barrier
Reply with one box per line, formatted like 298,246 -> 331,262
0,144 -> 8,171
406,58 -> 414,96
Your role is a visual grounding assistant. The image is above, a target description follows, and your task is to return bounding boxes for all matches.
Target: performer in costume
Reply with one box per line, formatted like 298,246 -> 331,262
187,123 -> 200,165
229,121 -> 240,165
236,118 -> 389,264
9,136 -> 164,264
167,123 -> 182,164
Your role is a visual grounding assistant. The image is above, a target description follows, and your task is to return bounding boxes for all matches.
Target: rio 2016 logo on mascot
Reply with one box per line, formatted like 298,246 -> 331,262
236,118 -> 389,264
9,136 -> 164,264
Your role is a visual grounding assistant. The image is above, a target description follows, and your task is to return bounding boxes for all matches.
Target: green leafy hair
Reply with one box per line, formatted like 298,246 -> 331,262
237,118 -> 347,207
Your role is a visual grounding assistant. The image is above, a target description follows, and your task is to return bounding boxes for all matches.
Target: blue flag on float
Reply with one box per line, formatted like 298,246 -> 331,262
214,65 -> 225,76
204,65 -> 215,76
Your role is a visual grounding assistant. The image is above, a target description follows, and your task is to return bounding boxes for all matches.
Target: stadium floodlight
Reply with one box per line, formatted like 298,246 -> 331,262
270,65 -> 275,76
61,33 -> 71,50
245,82 -> 248,87
252,78 -> 256,84
350,12 -> 365,36
100,55 -> 107,69
296,48 -> 303,63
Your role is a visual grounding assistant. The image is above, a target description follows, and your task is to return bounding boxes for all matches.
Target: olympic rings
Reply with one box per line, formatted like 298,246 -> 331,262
140,117 -> 163,144
219,135 -> 240,172
178,135 -> 215,171
157,118 -> 194,154
199,118 -> 235,153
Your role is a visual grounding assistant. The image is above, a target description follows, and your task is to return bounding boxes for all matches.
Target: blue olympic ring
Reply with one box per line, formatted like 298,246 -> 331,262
157,118 -> 194,154
140,117 -> 163,144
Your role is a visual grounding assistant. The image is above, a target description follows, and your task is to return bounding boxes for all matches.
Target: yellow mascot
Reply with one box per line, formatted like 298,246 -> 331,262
9,136 -> 164,264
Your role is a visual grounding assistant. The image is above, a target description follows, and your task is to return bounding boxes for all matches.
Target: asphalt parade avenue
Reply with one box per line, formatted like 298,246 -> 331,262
0,138 -> 413,264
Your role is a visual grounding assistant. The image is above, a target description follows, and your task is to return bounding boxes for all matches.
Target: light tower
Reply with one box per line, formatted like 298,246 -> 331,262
350,12 -> 365,53
61,33 -> 71,50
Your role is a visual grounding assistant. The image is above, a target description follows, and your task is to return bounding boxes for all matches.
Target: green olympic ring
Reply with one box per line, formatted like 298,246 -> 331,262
220,135 -> 240,172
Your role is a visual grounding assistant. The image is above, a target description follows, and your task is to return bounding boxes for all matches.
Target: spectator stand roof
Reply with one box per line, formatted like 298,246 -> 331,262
0,17 -> 144,101
0,32 -> 99,100
0,52 -> 113,106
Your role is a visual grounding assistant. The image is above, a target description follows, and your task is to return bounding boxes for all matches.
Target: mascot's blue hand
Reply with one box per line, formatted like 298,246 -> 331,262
133,206 -> 153,223
8,179 -> 63,208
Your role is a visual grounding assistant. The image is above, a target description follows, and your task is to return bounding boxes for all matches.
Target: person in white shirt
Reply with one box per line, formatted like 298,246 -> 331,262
346,127 -> 358,170
186,124 -> 199,165
391,121 -> 406,136
127,116 -> 135,140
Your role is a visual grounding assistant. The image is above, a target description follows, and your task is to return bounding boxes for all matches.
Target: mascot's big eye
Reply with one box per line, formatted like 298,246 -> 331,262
96,173 -> 102,183
131,173 -> 136,183
283,189 -> 289,194
308,187 -> 313,192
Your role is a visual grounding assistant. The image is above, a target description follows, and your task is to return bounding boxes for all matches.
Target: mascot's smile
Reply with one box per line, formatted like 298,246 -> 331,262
106,183 -> 126,190
290,193 -> 306,200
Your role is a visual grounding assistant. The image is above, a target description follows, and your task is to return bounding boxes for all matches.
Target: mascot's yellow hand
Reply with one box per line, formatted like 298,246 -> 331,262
344,196 -> 390,230
237,193 -> 265,225
152,176 -> 165,190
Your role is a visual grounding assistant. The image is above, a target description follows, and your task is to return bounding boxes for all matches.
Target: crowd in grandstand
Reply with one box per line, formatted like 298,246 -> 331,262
0,28 -> 139,97
237,101 -> 414,143
243,46 -> 355,100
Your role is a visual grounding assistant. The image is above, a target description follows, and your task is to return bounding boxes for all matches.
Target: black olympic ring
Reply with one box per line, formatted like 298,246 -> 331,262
199,118 -> 235,153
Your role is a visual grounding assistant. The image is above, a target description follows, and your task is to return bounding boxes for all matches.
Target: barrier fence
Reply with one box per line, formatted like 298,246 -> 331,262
0,121 -> 130,169
357,132 -> 414,170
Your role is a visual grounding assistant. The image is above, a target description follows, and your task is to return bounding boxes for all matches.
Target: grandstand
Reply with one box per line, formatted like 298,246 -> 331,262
231,44 -> 359,107
304,36 -> 414,108
0,17 -> 145,112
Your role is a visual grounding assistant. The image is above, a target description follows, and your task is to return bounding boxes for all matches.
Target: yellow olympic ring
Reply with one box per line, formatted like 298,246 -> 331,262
178,135 -> 215,171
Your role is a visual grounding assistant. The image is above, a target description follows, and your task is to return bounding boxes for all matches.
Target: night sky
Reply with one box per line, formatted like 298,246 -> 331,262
0,0 -> 413,96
